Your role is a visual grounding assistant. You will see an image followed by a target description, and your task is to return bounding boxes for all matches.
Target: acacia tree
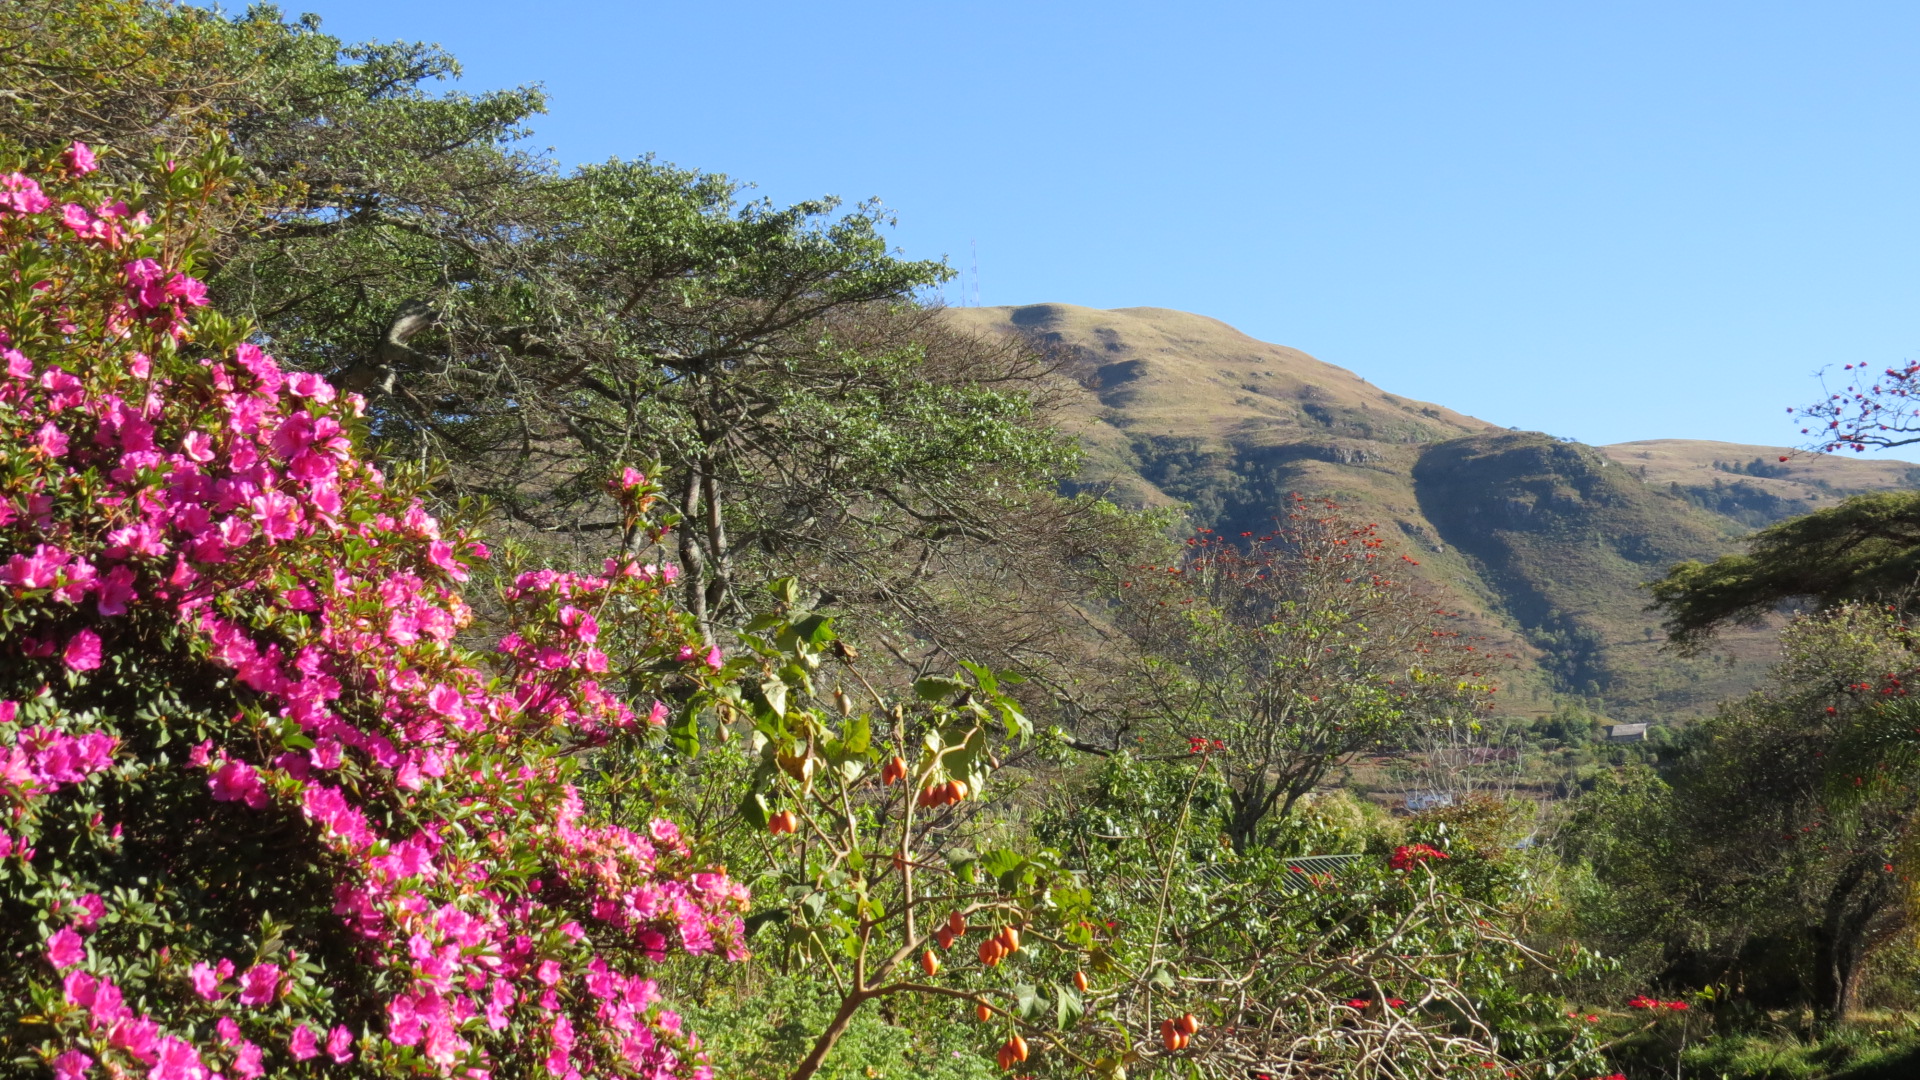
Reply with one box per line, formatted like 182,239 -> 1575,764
1114,498 -> 1497,850
1650,490 -> 1920,650
0,146 -> 750,1079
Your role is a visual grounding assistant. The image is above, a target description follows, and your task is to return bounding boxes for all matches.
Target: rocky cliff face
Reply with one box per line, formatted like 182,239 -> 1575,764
943,302 -> 1913,722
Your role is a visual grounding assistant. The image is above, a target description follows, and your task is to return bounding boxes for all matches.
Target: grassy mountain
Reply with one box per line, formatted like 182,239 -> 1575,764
944,302 -> 1915,723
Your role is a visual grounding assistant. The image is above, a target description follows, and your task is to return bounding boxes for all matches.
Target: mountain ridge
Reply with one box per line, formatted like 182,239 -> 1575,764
943,302 -> 1914,722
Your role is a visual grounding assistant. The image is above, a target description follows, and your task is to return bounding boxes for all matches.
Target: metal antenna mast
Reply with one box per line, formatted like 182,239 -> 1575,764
971,240 -> 980,307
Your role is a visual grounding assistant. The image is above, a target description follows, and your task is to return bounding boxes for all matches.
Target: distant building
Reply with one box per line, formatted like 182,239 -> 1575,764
1404,791 -> 1456,813
1604,723 -> 1648,743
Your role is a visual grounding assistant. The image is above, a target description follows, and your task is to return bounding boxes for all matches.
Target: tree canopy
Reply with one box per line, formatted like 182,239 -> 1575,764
1650,491 -> 1920,649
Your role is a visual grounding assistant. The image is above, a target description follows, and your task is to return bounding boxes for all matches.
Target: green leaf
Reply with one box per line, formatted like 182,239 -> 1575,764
1014,983 -> 1042,1020
758,679 -> 788,719
1056,983 -> 1085,1029
842,712 -> 871,755
914,675 -> 969,702
980,849 -> 1024,877
738,790 -> 771,829
769,577 -> 800,606
795,613 -> 835,646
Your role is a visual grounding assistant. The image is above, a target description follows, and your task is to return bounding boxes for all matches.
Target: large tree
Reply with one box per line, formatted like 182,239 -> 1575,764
1112,499 -> 1497,850
1649,491 -> 1920,649
3,1 -> 1143,694
1567,604 -> 1918,1027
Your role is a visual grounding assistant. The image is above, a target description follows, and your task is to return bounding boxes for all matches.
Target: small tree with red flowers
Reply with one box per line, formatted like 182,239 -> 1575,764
1114,497 -> 1498,850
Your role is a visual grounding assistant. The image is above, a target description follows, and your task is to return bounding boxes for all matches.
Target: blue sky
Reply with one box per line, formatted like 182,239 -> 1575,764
296,0 -> 1920,454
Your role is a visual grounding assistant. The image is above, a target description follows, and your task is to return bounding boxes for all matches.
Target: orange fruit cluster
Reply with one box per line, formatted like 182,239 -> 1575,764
880,755 -> 909,785
978,924 -> 1021,967
1159,1013 -> 1201,1051
917,779 -> 969,807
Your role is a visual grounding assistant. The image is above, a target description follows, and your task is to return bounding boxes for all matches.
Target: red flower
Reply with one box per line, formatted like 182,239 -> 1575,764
1389,844 -> 1449,871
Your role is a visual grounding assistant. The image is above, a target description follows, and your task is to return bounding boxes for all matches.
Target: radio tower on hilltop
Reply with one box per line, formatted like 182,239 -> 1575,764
971,240 -> 980,307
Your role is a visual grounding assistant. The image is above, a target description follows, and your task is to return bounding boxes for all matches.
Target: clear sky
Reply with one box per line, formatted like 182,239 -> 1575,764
292,0 -> 1920,454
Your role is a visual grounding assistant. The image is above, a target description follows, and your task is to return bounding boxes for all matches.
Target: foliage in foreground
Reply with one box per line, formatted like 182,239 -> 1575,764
0,148 -> 747,1078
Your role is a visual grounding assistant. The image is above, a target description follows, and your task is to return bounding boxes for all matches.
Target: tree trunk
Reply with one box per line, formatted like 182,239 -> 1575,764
1811,858 -> 1895,1031
676,467 -> 711,641
788,989 -> 871,1080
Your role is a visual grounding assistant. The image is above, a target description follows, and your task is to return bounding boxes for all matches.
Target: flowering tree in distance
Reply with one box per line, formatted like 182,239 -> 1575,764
1115,498 -> 1498,851
0,144 -> 746,1079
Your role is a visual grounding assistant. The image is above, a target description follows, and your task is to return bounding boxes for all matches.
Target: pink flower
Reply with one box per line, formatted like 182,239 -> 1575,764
325,1026 -> 355,1063
68,893 -> 105,930
0,172 -> 52,217
236,962 -> 280,1007
122,259 -> 166,308
288,1025 -> 320,1061
250,491 -> 301,542
286,371 -> 336,402
621,466 -> 647,489
230,1040 -> 264,1080
45,927 -> 86,969
62,969 -> 98,1008
109,1017 -> 159,1063
427,683 -> 464,718
63,629 -> 102,672
181,430 -> 214,462
209,758 -> 269,810
426,540 -> 467,581
188,960 -> 221,1000
64,142 -> 98,176
705,646 -> 723,671
35,421 -> 68,457
51,1050 -> 92,1080
96,565 -> 138,617
164,274 -> 209,307
148,1036 -> 206,1080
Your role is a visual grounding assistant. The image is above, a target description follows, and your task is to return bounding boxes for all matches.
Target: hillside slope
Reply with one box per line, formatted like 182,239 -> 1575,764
946,302 -> 1913,722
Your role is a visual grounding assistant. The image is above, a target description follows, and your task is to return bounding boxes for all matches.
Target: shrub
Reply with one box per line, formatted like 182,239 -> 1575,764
0,145 -> 745,1079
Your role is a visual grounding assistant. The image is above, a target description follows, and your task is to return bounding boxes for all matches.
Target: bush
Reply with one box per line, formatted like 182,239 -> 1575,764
0,146 -> 744,1079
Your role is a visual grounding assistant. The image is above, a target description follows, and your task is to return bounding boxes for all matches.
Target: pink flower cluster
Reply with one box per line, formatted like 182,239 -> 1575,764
1,149 -> 738,1080
1,703 -> 119,806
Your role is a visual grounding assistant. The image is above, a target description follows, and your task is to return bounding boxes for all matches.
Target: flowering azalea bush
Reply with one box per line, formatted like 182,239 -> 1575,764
0,145 -> 746,1079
